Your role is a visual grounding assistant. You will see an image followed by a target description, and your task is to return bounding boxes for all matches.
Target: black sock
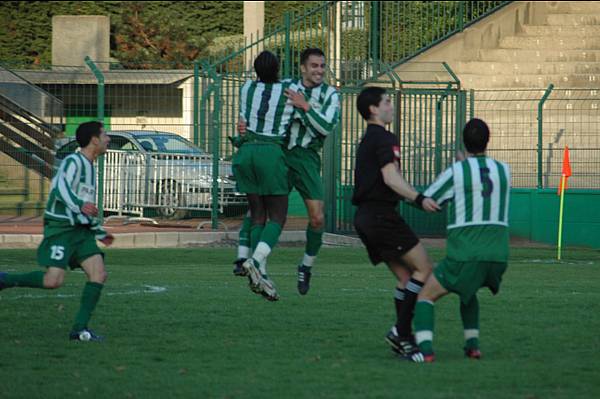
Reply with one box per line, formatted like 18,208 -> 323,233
395,278 -> 424,338
394,287 -> 406,329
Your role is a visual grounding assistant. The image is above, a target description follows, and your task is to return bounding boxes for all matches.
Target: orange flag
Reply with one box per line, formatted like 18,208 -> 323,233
557,146 -> 571,195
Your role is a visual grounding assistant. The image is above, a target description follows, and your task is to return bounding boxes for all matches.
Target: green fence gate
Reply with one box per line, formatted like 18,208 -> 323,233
327,65 -> 467,236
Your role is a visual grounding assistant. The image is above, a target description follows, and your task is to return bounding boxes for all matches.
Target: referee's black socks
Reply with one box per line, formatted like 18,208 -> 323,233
395,278 -> 424,338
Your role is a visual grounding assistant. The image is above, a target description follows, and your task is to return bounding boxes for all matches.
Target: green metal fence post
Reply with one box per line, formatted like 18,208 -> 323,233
537,84 -> 554,189
370,1 -> 381,77
199,62 -> 210,151
203,65 -> 222,230
84,56 -> 105,223
193,60 -> 200,146
458,1 -> 465,32
455,90 -> 467,154
469,89 -> 475,120
284,12 -> 292,77
323,111 -> 339,233
435,90 -> 450,176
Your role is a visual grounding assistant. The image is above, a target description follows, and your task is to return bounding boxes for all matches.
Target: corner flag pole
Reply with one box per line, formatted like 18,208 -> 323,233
557,146 -> 571,261
557,174 -> 566,261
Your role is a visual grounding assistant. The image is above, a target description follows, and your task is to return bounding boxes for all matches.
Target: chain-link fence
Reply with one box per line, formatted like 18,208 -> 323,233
471,87 -> 600,190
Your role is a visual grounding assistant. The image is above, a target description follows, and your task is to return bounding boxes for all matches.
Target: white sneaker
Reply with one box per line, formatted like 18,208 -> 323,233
257,276 -> 279,301
242,258 -> 262,291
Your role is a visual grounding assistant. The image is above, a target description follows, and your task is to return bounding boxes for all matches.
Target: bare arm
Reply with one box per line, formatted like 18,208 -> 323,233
381,163 -> 441,212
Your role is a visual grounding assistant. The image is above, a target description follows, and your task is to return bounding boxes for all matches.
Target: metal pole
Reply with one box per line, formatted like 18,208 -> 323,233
193,60 -> 200,146
458,1 -> 465,32
284,12 -> 292,78
435,90 -> 450,176
211,73 -> 221,230
537,84 -> 554,189
370,1 -> 381,77
84,56 -> 106,223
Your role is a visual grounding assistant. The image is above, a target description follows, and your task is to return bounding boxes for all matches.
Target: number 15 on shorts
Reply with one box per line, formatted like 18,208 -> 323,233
50,245 -> 65,260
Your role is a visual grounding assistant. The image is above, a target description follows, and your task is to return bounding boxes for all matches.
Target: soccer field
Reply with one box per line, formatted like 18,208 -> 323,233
1,247 -> 599,398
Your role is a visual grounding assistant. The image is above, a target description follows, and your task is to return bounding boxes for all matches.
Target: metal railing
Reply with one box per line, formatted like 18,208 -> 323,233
101,150 -> 245,218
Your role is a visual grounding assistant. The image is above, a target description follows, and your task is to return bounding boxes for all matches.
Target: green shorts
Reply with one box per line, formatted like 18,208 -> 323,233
284,146 -> 324,201
434,259 -> 508,304
232,142 -> 289,195
37,227 -> 103,270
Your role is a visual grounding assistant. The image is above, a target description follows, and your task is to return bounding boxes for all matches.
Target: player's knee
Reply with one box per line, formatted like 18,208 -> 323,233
91,269 -> 108,284
44,276 -> 63,289
309,213 -> 325,230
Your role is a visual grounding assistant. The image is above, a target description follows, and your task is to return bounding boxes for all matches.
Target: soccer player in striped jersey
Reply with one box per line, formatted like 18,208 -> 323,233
233,48 -> 340,296
282,48 -> 340,295
413,118 -> 511,362
233,51 -> 299,301
0,121 -> 114,341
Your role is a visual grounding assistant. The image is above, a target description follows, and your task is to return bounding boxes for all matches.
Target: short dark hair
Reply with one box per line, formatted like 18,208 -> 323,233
356,87 -> 386,121
75,121 -> 103,148
300,48 -> 325,65
462,118 -> 490,153
254,51 -> 279,83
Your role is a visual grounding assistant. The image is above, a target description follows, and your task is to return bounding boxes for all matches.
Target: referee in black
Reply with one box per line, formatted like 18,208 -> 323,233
353,87 -> 440,362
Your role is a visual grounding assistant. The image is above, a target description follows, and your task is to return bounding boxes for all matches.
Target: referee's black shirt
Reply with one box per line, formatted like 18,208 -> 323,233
352,124 -> 402,207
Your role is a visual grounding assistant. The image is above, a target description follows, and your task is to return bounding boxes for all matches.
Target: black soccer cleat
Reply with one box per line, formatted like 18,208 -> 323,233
385,327 -> 418,356
69,328 -> 104,342
233,258 -> 248,277
297,265 -> 312,295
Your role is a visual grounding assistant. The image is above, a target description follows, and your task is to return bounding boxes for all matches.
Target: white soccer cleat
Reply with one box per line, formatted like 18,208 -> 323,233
242,258 -> 262,290
257,276 -> 279,301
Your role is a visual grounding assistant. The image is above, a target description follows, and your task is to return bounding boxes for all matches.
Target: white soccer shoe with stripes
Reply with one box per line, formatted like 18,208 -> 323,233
242,259 -> 279,301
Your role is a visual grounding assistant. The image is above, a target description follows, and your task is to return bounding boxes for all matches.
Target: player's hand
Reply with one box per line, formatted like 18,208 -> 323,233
81,202 -> 98,217
99,233 -> 114,247
284,89 -> 310,112
422,198 -> 441,213
237,119 -> 247,135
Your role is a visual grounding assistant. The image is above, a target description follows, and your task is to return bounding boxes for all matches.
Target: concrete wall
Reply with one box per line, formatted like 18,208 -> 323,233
510,188 -> 600,249
52,16 -> 110,69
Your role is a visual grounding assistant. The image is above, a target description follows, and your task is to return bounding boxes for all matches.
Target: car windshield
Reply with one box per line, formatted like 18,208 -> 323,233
135,135 -> 204,155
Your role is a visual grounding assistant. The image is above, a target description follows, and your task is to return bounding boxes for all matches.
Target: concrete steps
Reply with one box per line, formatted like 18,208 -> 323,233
460,73 -> 600,89
521,25 -> 600,36
458,61 -> 600,75
478,49 -> 600,63
546,13 -> 600,26
499,36 -> 600,50
450,2 -> 600,89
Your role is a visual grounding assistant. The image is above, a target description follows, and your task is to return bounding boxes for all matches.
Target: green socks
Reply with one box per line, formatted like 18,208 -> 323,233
250,224 -> 265,252
2,271 -> 45,288
301,225 -> 323,268
414,300 -> 435,355
239,215 -> 252,249
461,296 -> 480,350
305,225 -> 323,257
252,222 -> 283,266
72,282 -> 104,332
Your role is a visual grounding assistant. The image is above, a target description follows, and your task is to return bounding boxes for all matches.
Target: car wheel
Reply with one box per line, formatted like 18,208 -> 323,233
156,180 -> 188,219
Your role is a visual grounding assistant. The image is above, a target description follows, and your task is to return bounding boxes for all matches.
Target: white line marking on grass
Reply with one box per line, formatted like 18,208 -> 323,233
528,259 -> 595,265
1,285 -> 168,301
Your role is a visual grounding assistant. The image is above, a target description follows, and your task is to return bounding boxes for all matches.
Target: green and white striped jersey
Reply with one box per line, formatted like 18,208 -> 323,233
44,152 -> 106,239
424,156 -> 510,229
424,155 -> 511,262
286,79 -> 340,150
239,79 -> 299,140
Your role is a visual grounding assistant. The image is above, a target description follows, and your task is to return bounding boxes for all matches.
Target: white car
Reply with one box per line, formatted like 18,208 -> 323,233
55,130 -> 246,218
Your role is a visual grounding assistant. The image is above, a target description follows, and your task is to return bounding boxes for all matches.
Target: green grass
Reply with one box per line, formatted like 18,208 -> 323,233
1,247 -> 599,399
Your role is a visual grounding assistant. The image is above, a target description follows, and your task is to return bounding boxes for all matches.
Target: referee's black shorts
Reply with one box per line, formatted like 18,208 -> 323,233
354,203 -> 420,265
